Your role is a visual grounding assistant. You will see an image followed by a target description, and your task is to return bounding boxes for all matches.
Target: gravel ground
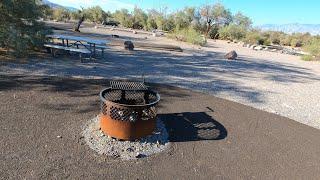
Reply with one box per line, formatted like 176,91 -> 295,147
82,116 -> 170,160
1,26 -> 320,129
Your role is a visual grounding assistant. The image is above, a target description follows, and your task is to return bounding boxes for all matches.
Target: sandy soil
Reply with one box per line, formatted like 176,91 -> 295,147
1,24 -> 320,129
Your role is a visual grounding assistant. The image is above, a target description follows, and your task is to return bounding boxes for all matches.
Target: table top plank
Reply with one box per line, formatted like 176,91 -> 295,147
47,34 -> 109,45
44,44 -> 91,53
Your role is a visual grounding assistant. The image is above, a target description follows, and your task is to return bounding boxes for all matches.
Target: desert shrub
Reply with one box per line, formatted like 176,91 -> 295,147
162,15 -> 176,32
303,38 -> 320,60
147,17 -> 157,30
218,24 -> 247,40
268,31 -> 282,44
209,25 -> 219,39
0,0 -> 51,57
290,38 -> 303,47
243,30 -> 271,45
244,31 -> 260,44
278,33 -> 312,47
289,33 -> 312,47
302,55 -> 313,61
169,28 -> 206,46
280,34 -> 292,46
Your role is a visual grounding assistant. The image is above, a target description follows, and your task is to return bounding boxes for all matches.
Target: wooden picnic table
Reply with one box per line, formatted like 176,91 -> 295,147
46,34 -> 109,57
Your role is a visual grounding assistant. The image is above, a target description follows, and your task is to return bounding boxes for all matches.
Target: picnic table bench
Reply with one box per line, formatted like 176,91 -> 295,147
46,34 -> 109,61
44,44 -> 91,62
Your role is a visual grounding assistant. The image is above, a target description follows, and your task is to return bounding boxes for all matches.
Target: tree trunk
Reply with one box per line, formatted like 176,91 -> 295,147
205,19 -> 212,38
73,16 -> 84,32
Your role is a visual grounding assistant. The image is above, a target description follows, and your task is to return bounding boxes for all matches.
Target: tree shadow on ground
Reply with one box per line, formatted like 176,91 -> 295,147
2,27 -> 320,104
0,75 -> 191,114
159,111 -> 227,142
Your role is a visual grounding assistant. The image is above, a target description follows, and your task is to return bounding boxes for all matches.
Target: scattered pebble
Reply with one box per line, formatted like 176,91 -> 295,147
82,116 -> 170,160
57,135 -> 62,138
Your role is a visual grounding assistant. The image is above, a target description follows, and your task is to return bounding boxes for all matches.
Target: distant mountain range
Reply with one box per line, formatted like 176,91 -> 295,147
257,23 -> 320,35
42,0 -> 78,11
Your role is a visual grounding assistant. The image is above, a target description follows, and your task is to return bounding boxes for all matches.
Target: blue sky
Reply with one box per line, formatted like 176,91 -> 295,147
49,0 -> 320,25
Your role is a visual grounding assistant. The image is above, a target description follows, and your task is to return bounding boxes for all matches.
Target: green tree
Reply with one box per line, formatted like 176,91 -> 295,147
212,3 -> 232,26
233,12 -> 252,28
113,9 -> 133,28
132,7 -> 148,29
41,4 -> 53,20
162,14 -> 176,32
83,6 -> 108,23
200,3 -> 232,37
70,10 -> 82,20
0,0 -> 51,57
52,8 -> 70,21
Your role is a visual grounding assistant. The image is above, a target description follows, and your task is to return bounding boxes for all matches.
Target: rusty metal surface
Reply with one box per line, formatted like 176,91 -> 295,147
99,85 -> 160,140
100,115 -> 156,140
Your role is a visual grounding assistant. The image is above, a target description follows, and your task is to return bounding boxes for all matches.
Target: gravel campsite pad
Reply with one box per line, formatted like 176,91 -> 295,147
82,116 -> 170,160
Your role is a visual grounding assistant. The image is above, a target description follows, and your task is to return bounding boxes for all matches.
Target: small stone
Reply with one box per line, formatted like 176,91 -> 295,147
135,153 -> 145,158
254,46 -> 263,51
124,41 -> 134,50
57,135 -> 62,138
112,152 -> 120,158
225,50 -> 238,60
126,147 -> 134,152
112,34 -> 119,38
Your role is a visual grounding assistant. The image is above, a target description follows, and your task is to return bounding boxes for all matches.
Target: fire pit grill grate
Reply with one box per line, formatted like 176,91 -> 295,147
99,80 -> 160,140
110,81 -> 148,91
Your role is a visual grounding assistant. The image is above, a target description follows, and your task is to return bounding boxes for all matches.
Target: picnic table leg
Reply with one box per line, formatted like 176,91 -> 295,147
80,53 -> 83,63
50,48 -> 54,57
62,39 -> 65,46
66,39 -> 69,47
93,44 -> 96,57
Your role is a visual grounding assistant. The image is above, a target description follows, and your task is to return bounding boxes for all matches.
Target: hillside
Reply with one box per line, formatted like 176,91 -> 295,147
258,23 -> 320,35
42,0 -> 78,11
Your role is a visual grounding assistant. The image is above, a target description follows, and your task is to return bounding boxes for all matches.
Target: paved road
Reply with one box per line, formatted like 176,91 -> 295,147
1,75 -> 319,179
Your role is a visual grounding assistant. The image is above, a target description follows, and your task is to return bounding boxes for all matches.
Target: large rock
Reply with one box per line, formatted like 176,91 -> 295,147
225,50 -> 238,60
124,41 -> 134,50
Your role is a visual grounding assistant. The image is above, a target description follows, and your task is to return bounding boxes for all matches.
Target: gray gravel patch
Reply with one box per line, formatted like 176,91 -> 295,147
82,116 -> 170,160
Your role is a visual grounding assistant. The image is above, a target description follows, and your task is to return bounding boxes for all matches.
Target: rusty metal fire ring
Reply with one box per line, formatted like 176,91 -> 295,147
99,86 -> 160,140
